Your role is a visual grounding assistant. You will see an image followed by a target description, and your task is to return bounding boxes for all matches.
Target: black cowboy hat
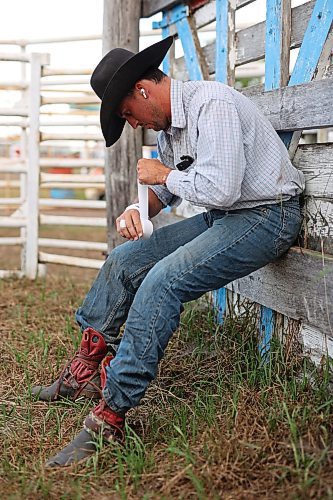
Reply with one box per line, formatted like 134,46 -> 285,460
90,36 -> 174,147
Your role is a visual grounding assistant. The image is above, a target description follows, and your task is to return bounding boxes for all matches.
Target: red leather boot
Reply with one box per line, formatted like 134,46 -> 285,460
32,327 -> 108,401
45,356 -> 125,467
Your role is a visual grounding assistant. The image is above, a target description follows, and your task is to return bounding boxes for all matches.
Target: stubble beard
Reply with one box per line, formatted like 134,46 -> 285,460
150,103 -> 169,131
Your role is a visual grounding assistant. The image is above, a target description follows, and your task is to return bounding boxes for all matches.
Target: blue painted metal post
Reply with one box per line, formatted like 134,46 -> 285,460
153,4 -> 204,80
213,288 -> 228,324
265,0 -> 287,90
213,0 -> 230,320
279,0 -> 333,147
174,10 -> 204,79
259,306 -> 275,356
262,0 -> 291,350
289,0 -> 333,86
215,0 -> 229,83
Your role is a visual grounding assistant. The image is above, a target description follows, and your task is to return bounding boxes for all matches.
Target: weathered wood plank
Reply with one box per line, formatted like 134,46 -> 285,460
294,143 -> 333,199
300,324 -> 333,364
326,63 -> 333,78
173,0 -> 315,78
303,198 -> 333,255
244,78 -> 333,131
142,0 -> 182,17
103,0 -> 142,249
227,247 -> 333,337
142,0 -> 255,18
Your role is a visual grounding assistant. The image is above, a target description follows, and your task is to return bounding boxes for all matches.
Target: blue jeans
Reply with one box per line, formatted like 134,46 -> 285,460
76,196 -> 302,414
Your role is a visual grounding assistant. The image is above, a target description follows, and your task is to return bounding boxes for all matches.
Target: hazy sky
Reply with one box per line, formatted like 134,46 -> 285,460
1,0 -> 104,40
0,0 -> 306,107
0,0 -> 255,75
0,1 -> 163,76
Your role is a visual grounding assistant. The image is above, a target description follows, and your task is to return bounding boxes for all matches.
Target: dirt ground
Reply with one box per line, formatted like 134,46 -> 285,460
1,224 -> 333,499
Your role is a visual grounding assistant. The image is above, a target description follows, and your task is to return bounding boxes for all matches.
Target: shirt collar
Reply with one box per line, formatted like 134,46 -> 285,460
170,79 -> 186,130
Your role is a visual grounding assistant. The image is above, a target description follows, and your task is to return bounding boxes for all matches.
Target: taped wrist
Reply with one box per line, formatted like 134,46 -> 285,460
124,203 -> 140,212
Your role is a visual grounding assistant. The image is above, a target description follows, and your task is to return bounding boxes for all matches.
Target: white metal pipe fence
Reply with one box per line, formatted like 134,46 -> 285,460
0,38 -> 108,277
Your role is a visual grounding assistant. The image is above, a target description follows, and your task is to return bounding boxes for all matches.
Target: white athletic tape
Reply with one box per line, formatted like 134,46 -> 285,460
138,181 -> 153,239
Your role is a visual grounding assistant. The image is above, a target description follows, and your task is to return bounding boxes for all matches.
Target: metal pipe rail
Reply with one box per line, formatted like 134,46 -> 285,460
0,198 -> 106,209
0,159 -> 103,169
0,270 -> 24,278
0,165 -> 27,174
0,119 -> 27,126
39,238 -> 107,251
39,251 -> 104,269
0,52 -> 31,63
40,214 -> 107,226
0,181 -> 21,188
40,173 -> 105,184
0,35 -> 102,46
0,52 -> 50,64
41,95 -> 99,105
40,182 -> 105,189
40,133 -> 103,142
0,198 -> 23,206
0,78 -> 91,89
0,237 -> 25,245
0,45 -> 108,276
0,107 -> 28,117
39,119 -> 100,127
41,78 -> 91,85
40,158 -> 104,168
0,217 -> 26,228
43,67 -> 92,76
0,81 -> 28,90
39,198 -> 106,209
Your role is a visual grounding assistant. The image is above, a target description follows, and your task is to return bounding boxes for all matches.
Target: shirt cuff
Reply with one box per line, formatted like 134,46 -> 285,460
165,169 -> 188,196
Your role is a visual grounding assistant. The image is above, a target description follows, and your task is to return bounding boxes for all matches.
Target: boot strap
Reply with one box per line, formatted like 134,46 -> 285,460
56,352 -> 102,396
84,412 -> 124,443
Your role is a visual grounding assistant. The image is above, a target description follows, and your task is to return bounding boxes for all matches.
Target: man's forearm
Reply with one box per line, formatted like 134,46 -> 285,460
148,188 -> 163,218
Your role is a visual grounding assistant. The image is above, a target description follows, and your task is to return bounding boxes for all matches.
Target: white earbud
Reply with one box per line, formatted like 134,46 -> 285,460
140,88 -> 147,99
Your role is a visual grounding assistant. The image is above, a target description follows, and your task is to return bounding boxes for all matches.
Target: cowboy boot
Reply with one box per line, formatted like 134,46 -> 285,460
45,356 -> 125,467
32,327 -> 108,402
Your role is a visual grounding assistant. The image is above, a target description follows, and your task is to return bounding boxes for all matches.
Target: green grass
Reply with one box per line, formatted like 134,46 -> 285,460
0,276 -> 333,499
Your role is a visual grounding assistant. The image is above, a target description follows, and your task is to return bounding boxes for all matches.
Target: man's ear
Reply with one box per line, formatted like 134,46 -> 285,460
135,80 -> 151,96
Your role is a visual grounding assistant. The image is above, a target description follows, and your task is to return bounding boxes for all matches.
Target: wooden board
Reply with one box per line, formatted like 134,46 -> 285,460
227,247 -> 333,338
294,143 -> 333,199
300,324 -> 333,364
142,0 -> 255,17
303,198 -> 333,255
244,78 -> 333,131
148,78 -> 333,132
103,0 -> 142,250
173,0 -> 315,78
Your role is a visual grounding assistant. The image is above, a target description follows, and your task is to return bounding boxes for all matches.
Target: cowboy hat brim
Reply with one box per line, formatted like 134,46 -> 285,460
99,36 -> 174,147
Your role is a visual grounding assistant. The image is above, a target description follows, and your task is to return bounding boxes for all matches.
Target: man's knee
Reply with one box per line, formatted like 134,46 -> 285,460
104,240 -> 151,286
108,241 -> 133,267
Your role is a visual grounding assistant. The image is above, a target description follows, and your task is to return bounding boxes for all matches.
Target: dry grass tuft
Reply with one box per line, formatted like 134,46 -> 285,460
0,272 -> 333,499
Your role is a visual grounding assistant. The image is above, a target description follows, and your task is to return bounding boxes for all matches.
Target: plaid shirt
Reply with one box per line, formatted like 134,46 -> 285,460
150,79 -> 304,210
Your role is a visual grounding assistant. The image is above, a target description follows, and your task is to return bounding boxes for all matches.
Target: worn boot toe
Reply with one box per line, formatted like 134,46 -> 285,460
45,429 -> 97,467
31,380 -> 62,401
45,356 -> 125,468
32,328 -> 108,402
